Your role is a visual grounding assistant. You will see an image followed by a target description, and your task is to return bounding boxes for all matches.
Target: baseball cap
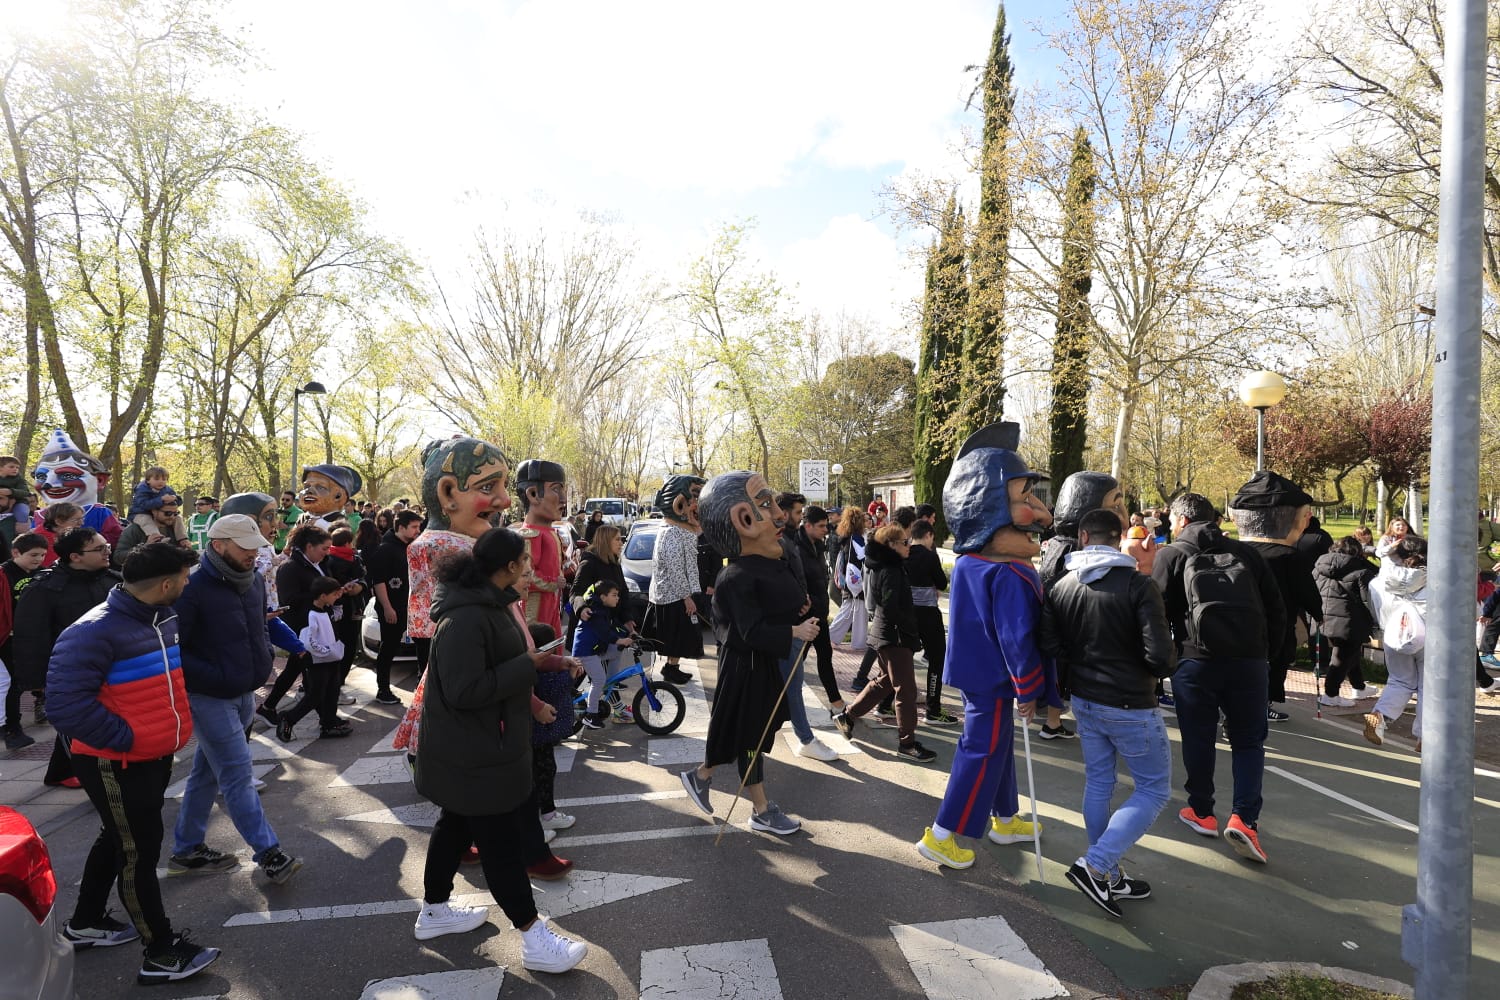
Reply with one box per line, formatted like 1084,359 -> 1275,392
207,513 -> 271,548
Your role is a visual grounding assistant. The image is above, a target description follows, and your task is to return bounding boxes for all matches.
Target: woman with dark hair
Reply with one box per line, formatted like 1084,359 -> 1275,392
834,525 -> 934,762
411,527 -> 588,974
355,516 -> 383,566
1314,535 -> 1378,706
266,524 -> 350,738
374,507 -> 394,536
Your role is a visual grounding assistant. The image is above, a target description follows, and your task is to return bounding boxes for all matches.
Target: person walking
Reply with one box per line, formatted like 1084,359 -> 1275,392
167,515 -> 304,885
1363,536 -> 1430,748
1313,535 -> 1379,706
1,532 -> 47,749
1041,509 -> 1176,917
411,527 -> 589,974
774,493 -> 838,763
793,506 -> 842,716
367,510 -> 422,705
834,524 -> 934,762
45,543 -> 221,984
906,519 -> 956,725
827,506 -> 869,652
1152,492 -> 1284,865
264,524 -> 350,739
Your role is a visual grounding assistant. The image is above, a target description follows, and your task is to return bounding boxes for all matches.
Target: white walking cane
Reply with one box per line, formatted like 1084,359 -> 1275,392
1020,717 -> 1044,884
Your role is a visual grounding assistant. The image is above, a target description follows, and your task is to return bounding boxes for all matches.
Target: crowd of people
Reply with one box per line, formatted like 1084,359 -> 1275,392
2,422 -> 1495,987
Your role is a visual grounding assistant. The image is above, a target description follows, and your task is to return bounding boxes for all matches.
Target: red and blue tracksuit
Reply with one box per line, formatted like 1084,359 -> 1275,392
935,556 -> 1051,839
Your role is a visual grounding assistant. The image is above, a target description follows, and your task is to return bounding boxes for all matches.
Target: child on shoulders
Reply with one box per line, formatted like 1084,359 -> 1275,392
128,466 -> 189,544
0,455 -> 35,531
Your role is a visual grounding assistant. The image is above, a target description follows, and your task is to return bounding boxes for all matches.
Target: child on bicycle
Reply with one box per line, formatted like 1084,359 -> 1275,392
571,581 -> 635,729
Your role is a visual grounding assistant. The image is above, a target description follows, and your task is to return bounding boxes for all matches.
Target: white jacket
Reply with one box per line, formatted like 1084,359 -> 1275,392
299,609 -> 345,664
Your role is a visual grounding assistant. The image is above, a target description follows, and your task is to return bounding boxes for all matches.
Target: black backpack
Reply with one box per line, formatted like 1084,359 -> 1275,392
1181,544 -> 1264,656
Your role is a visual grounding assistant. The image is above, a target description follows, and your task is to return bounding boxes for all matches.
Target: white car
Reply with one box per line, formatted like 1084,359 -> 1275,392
360,597 -> 417,662
0,806 -> 75,1000
583,498 -> 631,528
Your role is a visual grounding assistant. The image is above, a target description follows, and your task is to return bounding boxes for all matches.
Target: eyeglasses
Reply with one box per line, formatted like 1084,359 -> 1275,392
81,544 -> 111,555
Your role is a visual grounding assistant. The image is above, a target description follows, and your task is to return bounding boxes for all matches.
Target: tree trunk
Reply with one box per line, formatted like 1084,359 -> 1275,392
1109,373 -> 1140,482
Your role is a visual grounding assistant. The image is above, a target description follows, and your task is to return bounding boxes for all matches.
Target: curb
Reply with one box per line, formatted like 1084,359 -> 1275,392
1188,961 -> 1413,999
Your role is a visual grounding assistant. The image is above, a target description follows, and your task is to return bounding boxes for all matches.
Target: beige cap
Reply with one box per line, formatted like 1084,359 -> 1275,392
206,514 -> 271,549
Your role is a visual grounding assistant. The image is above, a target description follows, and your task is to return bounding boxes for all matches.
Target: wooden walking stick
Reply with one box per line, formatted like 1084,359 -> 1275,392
715,634 -> 815,846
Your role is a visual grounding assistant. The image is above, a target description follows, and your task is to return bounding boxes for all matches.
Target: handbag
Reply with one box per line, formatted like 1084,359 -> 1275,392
532,668 -> 576,745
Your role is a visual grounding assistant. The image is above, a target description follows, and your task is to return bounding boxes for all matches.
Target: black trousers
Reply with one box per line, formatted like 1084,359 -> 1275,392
412,637 -> 432,674
73,753 -> 175,951
372,617 -> 407,696
1481,617 -> 1500,655
44,734 -> 74,784
424,804 -> 539,929
533,743 -> 558,815
263,652 -> 308,711
915,605 -> 948,714
2,661 -> 21,730
1325,639 -> 1366,697
336,615 -> 361,685
810,617 -> 838,704
282,659 -> 340,729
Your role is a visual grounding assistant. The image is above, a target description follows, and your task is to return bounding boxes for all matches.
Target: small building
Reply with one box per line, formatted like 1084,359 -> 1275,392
867,469 -> 915,511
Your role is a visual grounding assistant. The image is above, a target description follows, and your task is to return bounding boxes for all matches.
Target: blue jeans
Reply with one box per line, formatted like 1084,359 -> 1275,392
173,691 -> 280,862
778,645 -> 814,744
1172,657 -> 1269,826
1072,696 -> 1171,876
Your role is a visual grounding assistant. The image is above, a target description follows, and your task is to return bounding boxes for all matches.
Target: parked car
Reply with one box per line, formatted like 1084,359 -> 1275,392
583,498 -> 631,529
360,596 -> 417,662
620,519 -> 664,621
0,806 -> 75,1000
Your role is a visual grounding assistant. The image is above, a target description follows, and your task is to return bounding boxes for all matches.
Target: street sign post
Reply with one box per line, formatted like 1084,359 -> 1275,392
799,460 -> 829,502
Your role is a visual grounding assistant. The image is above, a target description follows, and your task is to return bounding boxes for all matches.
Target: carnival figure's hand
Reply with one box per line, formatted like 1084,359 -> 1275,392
533,703 -> 557,724
684,595 -> 698,617
1016,699 -> 1038,722
792,617 -> 820,642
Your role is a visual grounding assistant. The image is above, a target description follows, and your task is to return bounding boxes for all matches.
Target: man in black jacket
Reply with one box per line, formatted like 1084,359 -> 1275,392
776,493 -> 837,762
1041,509 -> 1175,917
794,506 -> 840,714
367,510 -> 422,705
906,520 -> 955,724
11,527 -> 120,785
1152,492 -> 1285,866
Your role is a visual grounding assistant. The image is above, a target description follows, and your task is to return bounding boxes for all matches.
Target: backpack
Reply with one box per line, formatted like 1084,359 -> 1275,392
1181,546 -> 1264,656
1381,595 -> 1426,655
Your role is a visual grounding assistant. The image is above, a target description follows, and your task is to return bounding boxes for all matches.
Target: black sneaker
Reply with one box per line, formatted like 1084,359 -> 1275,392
167,845 -> 241,877
832,712 -> 856,738
896,741 -> 937,763
661,665 -> 693,684
1039,723 -> 1076,740
1066,860 -> 1122,917
680,767 -> 713,815
1267,708 -> 1290,723
258,847 -> 303,885
4,726 -> 36,750
255,703 -> 280,727
276,718 -> 295,743
580,714 -> 605,730
924,711 -> 960,727
319,722 -> 353,738
137,932 -> 220,985
373,691 -> 402,706
32,702 -> 46,725
63,912 -> 140,949
1109,870 -> 1152,900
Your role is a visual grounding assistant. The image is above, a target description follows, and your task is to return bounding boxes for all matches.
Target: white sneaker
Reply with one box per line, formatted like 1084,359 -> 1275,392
544,827 -> 556,844
338,693 -> 356,706
794,736 -> 839,761
540,811 -> 576,831
1317,694 -> 1356,708
521,917 -> 588,974
1350,684 -> 1382,699
413,900 -> 489,941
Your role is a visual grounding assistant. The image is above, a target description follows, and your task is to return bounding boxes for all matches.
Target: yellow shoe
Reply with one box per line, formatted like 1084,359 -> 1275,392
915,827 -> 974,870
988,814 -> 1041,845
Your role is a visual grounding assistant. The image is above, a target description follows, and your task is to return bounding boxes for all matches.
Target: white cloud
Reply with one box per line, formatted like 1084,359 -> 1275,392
777,213 -> 915,336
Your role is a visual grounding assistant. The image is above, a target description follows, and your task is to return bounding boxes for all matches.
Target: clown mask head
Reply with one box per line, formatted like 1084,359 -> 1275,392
657,475 -> 706,533
514,459 -> 566,525
420,436 -> 512,539
299,464 -> 361,517
700,471 -> 784,560
32,429 -> 108,508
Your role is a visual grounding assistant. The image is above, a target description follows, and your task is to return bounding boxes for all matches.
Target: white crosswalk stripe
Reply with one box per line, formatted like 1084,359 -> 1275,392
639,938 -> 784,1000
356,968 -> 506,1000
891,915 -> 1068,999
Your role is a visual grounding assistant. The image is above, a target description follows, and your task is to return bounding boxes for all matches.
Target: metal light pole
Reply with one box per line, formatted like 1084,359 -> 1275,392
290,381 -> 327,492
831,463 -> 844,509
1237,371 -> 1286,472
1407,1 -> 1483,995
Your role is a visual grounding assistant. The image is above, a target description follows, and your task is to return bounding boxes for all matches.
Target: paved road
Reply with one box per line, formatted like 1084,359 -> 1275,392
14,647 -> 1500,999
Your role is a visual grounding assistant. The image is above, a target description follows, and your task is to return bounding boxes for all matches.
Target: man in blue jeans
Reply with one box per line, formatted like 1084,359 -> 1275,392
168,515 -> 303,885
1041,508 -> 1177,917
1151,492 -> 1285,866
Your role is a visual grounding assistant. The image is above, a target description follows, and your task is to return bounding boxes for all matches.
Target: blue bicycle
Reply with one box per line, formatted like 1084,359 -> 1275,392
572,635 -> 686,735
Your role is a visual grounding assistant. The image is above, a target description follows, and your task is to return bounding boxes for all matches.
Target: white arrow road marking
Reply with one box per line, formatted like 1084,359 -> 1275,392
357,968 -> 506,1000
365,724 -> 405,755
223,869 -> 687,927
891,915 -> 1068,1000
640,938 -> 783,999
330,755 -> 413,787
165,763 -> 278,800
647,736 -> 707,767
339,790 -> 691,829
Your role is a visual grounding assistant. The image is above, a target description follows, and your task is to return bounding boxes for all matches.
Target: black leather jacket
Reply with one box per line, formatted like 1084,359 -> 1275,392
1040,563 -> 1176,709
865,538 -> 921,651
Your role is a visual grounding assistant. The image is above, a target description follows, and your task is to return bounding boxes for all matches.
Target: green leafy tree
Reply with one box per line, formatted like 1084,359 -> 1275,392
964,1 -> 1015,431
1047,126 -> 1096,483
913,196 -> 968,541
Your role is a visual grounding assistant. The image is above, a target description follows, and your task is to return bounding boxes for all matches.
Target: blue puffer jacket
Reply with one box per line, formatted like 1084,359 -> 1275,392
45,587 -> 191,762
174,552 -> 276,698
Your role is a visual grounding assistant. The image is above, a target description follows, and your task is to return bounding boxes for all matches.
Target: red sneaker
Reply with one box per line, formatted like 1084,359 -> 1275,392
46,777 -> 83,790
1224,814 -> 1267,863
460,846 -> 482,865
1177,806 -> 1217,837
525,855 -> 574,881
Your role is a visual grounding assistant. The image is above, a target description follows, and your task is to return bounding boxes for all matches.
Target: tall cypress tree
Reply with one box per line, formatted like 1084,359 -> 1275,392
963,1 -> 1014,431
1048,127 -> 1097,483
913,196 -> 968,542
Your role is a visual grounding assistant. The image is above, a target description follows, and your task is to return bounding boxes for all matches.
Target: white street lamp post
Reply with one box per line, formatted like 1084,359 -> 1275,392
291,380 -> 328,491
1237,371 -> 1287,472
831,463 -> 844,509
